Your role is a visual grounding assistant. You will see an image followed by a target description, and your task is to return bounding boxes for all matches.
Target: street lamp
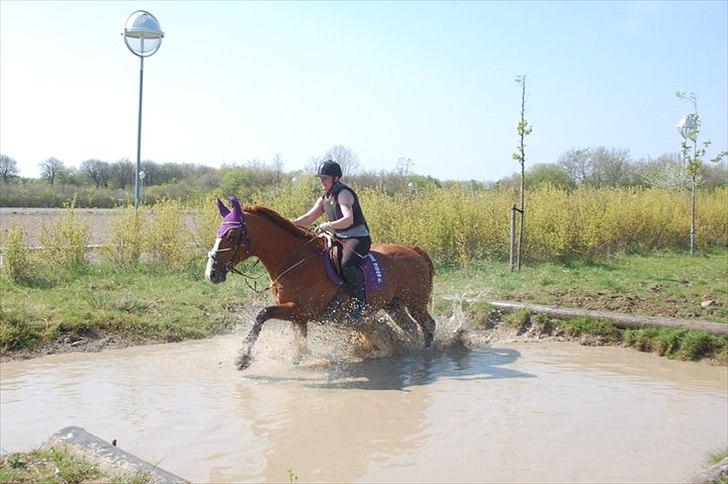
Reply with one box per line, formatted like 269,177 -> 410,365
122,10 -> 164,209
675,115 -> 693,139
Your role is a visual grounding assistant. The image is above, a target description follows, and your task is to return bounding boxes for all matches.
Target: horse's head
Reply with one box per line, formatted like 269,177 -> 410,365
205,196 -> 250,284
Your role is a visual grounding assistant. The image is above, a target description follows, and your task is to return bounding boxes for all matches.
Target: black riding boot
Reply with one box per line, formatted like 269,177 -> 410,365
343,265 -> 368,320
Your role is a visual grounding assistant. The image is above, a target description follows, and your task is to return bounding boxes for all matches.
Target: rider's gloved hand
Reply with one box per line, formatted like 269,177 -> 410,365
316,222 -> 334,234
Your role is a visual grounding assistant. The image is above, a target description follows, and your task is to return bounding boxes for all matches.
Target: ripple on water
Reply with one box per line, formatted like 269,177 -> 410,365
0,320 -> 726,483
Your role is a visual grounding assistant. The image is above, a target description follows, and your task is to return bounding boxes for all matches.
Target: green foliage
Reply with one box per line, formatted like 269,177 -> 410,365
144,180 -> 204,204
707,448 -> 728,466
0,262 -> 251,355
0,303 -> 46,353
38,200 -> 90,269
144,199 -> 191,269
557,317 -> 620,341
0,447 -> 107,483
503,309 -> 530,331
103,205 -> 145,265
0,180 -> 123,208
236,184 -> 728,266
1,224 -> 34,284
622,327 -> 727,361
191,196 -> 227,251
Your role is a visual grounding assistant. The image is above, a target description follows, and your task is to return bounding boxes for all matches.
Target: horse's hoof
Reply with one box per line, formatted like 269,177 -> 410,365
424,332 -> 434,348
235,354 -> 251,370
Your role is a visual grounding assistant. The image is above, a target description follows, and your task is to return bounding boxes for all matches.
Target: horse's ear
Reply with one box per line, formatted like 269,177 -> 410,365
229,196 -> 243,215
216,198 -> 230,217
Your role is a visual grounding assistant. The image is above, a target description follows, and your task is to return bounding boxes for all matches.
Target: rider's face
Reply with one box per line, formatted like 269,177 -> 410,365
319,175 -> 335,191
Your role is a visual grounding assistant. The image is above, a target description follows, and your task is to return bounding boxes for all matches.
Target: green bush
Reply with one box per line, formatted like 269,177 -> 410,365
1,224 -> 33,284
37,201 -> 90,269
252,184 -> 727,265
103,205 -> 144,265
144,198 -> 191,269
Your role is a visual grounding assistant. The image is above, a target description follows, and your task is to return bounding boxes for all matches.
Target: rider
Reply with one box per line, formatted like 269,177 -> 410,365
291,160 -> 371,320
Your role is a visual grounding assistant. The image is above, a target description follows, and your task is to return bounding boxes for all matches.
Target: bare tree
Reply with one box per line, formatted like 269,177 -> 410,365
81,159 -> 110,188
590,147 -> 634,187
271,153 -> 285,185
39,157 -> 65,185
0,154 -> 19,184
395,157 -> 414,176
324,145 -> 361,176
558,148 -> 592,186
110,158 -> 134,189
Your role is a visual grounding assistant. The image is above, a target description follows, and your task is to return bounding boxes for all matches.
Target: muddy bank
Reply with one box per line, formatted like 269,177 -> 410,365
447,303 -> 728,366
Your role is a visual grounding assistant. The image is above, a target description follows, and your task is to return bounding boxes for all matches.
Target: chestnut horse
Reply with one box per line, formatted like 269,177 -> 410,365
205,196 -> 436,370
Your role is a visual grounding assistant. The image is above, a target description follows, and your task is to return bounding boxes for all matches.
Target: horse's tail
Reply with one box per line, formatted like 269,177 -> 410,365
412,246 -> 435,282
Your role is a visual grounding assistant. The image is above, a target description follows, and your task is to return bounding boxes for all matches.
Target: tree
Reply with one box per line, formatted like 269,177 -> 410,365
558,148 -> 592,186
589,147 -> 636,187
39,157 -> 65,185
510,75 -> 532,271
675,91 -> 728,255
324,145 -> 361,176
109,158 -> 134,189
81,159 -> 110,188
526,163 -> 575,189
271,153 -> 285,185
639,153 -> 691,189
0,154 -> 19,184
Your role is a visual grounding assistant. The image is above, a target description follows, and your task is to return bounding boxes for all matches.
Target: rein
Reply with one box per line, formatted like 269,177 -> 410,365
224,228 -> 324,294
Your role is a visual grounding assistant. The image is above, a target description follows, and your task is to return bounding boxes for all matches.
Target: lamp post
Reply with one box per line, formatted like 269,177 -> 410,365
675,114 -> 696,255
122,10 -> 164,209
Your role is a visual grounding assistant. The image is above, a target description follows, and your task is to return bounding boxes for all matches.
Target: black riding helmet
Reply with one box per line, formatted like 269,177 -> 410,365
315,160 -> 342,178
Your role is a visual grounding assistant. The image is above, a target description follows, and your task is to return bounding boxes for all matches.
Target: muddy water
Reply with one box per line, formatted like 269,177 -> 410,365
1,325 -> 726,483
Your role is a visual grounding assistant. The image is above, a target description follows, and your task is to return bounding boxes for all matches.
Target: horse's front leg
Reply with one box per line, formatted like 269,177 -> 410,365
236,302 -> 298,370
291,322 -> 309,366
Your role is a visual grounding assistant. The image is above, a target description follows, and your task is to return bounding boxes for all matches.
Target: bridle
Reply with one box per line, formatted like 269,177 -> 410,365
208,218 -> 324,294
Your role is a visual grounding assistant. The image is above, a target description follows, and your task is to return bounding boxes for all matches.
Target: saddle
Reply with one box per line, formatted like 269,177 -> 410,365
319,234 -> 385,293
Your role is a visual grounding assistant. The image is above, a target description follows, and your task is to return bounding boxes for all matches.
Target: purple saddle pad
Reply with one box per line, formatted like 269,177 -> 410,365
324,249 -> 385,293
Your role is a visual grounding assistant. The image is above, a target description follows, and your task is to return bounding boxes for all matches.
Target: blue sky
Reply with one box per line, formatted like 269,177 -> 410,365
1,1 -> 726,182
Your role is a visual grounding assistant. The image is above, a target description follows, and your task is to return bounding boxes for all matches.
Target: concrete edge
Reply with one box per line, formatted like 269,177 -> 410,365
45,426 -> 188,483
443,297 -> 728,336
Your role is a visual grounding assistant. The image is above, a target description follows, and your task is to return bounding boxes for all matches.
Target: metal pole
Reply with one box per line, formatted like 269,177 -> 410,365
134,55 -> 144,209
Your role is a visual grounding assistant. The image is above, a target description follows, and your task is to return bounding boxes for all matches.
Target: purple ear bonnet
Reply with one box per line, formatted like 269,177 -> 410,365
216,196 -> 244,238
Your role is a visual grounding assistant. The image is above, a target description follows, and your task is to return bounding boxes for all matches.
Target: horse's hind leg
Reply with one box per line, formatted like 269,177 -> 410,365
383,300 -> 418,336
406,303 -> 436,348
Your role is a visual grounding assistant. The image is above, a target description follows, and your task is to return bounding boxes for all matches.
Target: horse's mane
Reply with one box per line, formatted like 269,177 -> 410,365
245,205 -> 314,241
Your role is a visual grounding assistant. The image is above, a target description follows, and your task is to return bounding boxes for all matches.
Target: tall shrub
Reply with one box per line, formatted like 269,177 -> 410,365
103,205 -> 145,265
145,198 -> 191,269
38,201 -> 90,268
2,224 -> 33,283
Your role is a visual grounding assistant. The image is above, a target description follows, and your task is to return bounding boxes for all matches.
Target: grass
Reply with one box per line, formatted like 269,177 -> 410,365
707,448 -> 728,466
0,447 -> 151,484
1,249 -> 726,359
0,259 -> 258,356
0,447 -> 107,484
461,307 -> 728,362
433,248 -> 728,324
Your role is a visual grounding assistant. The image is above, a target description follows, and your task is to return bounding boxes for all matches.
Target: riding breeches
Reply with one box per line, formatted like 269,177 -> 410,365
340,236 -> 371,302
